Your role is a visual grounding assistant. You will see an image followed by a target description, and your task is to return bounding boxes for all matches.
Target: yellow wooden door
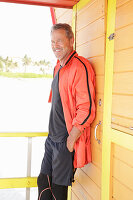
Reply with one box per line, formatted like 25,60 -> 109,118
102,0 -> 133,200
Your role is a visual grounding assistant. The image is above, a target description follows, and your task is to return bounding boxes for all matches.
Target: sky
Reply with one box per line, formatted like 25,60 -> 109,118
0,2 -> 56,64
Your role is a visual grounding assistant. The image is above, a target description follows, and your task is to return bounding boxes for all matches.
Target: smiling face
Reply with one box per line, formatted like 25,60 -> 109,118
51,29 -> 74,66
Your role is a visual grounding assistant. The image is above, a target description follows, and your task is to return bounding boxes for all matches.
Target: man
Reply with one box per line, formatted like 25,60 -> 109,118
37,23 -> 95,200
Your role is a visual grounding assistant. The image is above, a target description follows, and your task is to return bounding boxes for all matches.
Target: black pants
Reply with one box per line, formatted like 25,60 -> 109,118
37,173 -> 68,200
40,136 -> 74,186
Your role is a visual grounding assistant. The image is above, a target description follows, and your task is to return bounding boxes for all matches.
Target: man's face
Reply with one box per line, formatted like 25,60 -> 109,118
51,29 -> 74,64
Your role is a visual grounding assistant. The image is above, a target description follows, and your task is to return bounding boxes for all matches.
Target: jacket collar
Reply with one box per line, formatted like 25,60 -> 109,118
57,50 -> 77,67
64,50 -> 77,66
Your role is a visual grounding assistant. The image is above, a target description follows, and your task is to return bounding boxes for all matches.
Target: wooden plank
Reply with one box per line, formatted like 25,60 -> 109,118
113,177 -> 133,200
116,0 -> 131,8
75,169 -> 101,200
111,129 -> 133,152
113,72 -> 133,95
116,0 -> 133,30
77,0 -> 105,31
77,0 -> 96,13
115,23 -> 133,51
91,110 -> 103,130
112,114 -> 133,131
71,191 -> 80,200
56,9 -> 72,25
95,75 -> 104,94
0,132 -> 48,137
72,180 -> 93,200
114,48 -> 133,72
113,157 -> 133,191
0,177 -> 37,189
82,163 -> 101,188
112,94 -> 133,119
111,123 -> 133,136
91,144 -> 102,168
101,0 -> 116,199
113,144 -> 133,167
89,56 -> 105,75
54,8 -> 69,19
77,36 -> 105,58
76,17 -> 105,47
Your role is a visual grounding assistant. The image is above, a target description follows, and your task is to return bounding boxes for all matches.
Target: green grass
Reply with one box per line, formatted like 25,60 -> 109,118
0,72 -> 52,78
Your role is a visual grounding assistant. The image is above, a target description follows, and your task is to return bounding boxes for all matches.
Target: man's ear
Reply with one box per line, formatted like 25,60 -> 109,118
70,37 -> 74,47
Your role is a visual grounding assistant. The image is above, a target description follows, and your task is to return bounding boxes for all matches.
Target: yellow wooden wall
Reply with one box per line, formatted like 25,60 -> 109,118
111,0 -> 133,199
72,0 -> 106,199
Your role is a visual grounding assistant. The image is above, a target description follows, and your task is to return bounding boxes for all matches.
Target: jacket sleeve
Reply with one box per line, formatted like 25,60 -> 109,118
48,64 -> 57,103
72,61 -> 95,133
48,89 -> 52,103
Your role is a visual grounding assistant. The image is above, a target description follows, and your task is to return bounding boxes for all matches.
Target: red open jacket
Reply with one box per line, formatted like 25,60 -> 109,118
49,51 -> 96,168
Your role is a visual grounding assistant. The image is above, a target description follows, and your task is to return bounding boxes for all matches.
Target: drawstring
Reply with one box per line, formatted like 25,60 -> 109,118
39,175 -> 56,200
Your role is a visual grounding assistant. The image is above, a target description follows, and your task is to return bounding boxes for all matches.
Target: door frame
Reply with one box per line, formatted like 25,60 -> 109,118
101,0 -> 133,200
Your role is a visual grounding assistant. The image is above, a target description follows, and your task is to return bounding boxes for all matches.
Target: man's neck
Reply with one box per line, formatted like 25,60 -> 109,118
59,49 -> 73,66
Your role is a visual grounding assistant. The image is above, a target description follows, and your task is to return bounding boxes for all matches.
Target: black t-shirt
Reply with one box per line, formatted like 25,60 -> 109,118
48,67 -> 68,142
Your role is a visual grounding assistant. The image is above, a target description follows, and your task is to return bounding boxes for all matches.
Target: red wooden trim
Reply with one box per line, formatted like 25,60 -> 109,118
0,0 -> 77,8
50,7 -> 56,24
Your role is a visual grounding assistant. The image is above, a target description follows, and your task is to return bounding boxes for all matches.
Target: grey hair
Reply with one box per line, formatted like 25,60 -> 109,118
51,23 -> 74,39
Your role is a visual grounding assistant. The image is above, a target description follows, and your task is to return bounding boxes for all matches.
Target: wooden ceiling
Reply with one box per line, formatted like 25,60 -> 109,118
0,0 -> 79,8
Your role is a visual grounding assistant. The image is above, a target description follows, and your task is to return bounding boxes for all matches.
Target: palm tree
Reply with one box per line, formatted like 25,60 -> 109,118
0,56 -> 4,72
22,54 -> 32,72
4,56 -> 10,72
